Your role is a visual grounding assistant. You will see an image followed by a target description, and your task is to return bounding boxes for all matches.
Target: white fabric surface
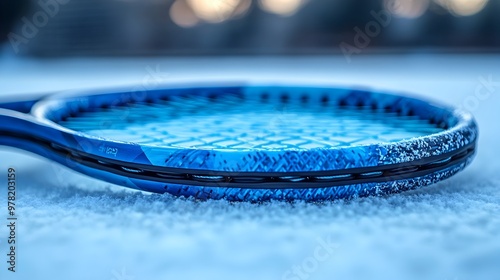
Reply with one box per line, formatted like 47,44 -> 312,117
0,54 -> 499,280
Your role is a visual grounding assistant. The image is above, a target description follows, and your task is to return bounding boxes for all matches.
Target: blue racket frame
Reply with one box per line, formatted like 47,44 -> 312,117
0,84 -> 478,201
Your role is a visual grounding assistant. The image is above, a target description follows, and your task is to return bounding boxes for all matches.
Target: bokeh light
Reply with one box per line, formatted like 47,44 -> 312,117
186,0 -> 242,22
384,0 -> 430,19
170,0 -> 199,28
232,0 -> 252,18
434,0 -> 489,16
258,0 -> 305,16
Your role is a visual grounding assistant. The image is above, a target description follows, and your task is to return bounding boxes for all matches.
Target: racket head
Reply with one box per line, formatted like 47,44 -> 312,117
2,84 -> 478,201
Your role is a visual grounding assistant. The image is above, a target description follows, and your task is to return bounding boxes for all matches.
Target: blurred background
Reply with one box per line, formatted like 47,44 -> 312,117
1,0 -> 499,56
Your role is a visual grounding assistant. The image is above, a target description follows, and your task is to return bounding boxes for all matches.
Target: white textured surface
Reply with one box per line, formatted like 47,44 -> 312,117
0,54 -> 499,280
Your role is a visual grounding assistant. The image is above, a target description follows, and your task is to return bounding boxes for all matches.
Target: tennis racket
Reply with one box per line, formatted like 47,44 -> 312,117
0,84 -> 478,202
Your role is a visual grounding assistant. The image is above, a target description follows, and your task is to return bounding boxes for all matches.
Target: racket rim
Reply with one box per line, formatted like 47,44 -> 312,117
29,82 -> 476,150
0,130 -> 477,189
0,83 -> 478,174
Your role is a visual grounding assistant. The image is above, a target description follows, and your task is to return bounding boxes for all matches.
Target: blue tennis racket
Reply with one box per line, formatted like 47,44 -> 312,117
0,84 -> 478,202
